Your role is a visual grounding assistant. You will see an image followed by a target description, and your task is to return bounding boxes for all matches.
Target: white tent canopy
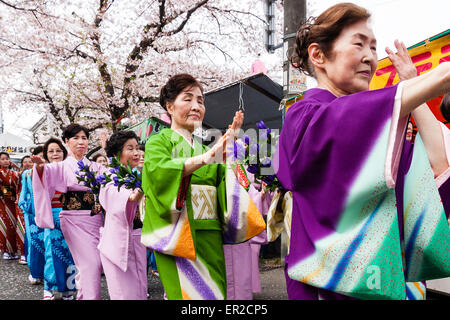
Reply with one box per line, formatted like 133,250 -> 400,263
0,132 -> 34,163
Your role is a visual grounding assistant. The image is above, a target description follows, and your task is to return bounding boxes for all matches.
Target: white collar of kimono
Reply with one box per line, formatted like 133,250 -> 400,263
68,155 -> 90,165
172,128 -> 195,148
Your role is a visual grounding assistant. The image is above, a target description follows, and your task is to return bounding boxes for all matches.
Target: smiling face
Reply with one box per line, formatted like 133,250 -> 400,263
22,157 -> 33,170
95,155 -> 108,166
46,142 -> 64,163
65,130 -> 89,160
319,19 -> 378,96
166,86 -> 205,133
119,138 -> 140,168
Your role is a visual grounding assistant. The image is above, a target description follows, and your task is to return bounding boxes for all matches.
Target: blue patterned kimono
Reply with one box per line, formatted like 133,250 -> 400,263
18,169 -> 45,280
43,191 -> 76,293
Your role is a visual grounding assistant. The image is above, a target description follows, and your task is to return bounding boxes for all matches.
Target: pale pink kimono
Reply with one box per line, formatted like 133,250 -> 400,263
224,174 -> 273,300
98,180 -> 147,300
32,156 -> 105,300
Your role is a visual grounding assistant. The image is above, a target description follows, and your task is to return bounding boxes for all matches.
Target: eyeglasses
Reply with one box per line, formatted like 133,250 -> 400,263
48,150 -> 63,154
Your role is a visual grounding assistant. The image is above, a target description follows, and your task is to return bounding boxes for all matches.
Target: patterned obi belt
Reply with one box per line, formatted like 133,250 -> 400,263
61,191 -> 103,216
191,184 -> 217,220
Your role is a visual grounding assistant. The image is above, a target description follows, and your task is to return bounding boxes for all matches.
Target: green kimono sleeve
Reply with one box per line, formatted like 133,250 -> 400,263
140,129 -> 196,260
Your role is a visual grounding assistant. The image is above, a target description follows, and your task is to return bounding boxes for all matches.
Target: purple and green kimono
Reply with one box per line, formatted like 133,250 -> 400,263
274,83 -> 450,300
140,128 -> 265,300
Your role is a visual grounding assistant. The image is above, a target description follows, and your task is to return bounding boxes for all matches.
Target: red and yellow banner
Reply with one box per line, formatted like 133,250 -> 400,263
370,29 -> 450,127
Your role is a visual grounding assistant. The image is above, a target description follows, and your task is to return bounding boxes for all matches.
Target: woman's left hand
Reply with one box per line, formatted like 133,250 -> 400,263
386,40 -> 417,81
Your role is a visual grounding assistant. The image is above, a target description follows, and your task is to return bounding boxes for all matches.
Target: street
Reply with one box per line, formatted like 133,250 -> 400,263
0,256 -> 287,300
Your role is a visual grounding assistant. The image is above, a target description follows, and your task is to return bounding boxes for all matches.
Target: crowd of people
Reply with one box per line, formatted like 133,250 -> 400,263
0,74 -> 269,300
1,2 -> 450,301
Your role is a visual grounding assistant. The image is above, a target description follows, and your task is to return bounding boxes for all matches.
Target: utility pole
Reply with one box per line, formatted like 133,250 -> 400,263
280,0 -> 307,265
283,0 -> 307,99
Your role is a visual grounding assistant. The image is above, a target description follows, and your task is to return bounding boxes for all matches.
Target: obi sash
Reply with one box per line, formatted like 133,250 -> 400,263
61,191 -> 103,216
191,184 -> 218,220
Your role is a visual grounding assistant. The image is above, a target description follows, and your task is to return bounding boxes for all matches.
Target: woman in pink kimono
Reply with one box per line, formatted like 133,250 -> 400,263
31,124 -> 106,300
98,130 -> 147,300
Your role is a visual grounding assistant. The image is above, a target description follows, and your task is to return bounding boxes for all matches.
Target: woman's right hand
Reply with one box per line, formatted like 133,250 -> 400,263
30,155 -> 45,178
30,155 -> 45,165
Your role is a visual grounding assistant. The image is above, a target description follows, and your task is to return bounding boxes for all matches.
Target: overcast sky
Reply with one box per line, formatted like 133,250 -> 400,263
3,0 -> 449,139
309,0 -> 448,58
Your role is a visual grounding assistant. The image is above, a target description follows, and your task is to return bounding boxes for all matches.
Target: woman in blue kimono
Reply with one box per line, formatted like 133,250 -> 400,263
18,146 -> 45,286
41,137 -> 76,300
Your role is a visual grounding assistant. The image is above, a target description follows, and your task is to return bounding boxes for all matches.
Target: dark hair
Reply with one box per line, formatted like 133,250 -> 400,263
440,93 -> 450,123
31,145 -> 44,156
43,137 -> 68,162
159,73 -> 204,111
92,153 -> 108,162
62,123 -> 90,142
21,155 -> 31,166
105,130 -> 139,158
139,144 -> 145,152
290,2 -> 371,77
0,151 -> 10,159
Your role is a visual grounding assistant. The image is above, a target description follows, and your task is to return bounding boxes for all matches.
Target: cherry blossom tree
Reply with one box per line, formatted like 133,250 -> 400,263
0,0 -> 283,145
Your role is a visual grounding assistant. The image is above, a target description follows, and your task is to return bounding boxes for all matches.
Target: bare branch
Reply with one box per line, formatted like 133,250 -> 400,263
162,0 -> 209,37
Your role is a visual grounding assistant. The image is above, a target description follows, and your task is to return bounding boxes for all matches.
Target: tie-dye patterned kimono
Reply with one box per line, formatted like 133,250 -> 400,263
274,83 -> 450,300
141,128 -> 265,300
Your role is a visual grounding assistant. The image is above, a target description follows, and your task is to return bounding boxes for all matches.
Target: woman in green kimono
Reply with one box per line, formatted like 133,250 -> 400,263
141,73 -> 265,300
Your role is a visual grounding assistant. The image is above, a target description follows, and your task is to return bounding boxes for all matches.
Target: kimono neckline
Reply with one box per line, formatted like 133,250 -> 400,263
304,87 -> 338,103
67,155 -> 90,164
169,128 -> 197,148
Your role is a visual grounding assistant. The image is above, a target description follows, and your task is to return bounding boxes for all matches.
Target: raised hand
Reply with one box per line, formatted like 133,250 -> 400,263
201,111 -> 245,165
224,111 -> 244,162
30,155 -> 45,165
386,40 -> 417,81
30,155 -> 45,178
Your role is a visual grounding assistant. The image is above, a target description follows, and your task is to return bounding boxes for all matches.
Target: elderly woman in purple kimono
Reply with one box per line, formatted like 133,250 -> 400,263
98,130 -> 148,300
31,124 -> 106,300
275,2 -> 450,300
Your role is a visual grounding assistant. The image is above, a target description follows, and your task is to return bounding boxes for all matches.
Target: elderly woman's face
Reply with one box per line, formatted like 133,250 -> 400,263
95,156 -> 108,166
167,86 -> 205,132
65,131 -> 89,159
119,138 -> 140,168
47,143 -> 64,163
322,19 -> 378,95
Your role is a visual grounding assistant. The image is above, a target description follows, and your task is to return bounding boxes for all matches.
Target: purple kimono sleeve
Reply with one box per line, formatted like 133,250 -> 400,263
98,180 -> 136,272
